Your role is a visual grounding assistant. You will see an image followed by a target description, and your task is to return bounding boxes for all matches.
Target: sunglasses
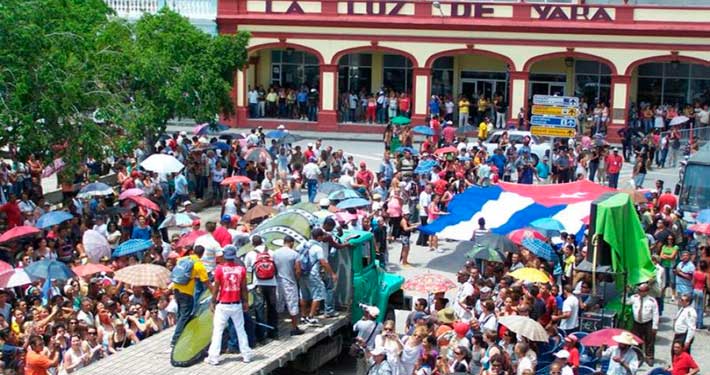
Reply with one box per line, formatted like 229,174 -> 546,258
383,328 -> 393,331
454,351 -> 463,355
88,331 -> 97,335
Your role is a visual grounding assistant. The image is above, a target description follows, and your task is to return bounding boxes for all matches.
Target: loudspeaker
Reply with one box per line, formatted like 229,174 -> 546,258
586,192 -> 616,267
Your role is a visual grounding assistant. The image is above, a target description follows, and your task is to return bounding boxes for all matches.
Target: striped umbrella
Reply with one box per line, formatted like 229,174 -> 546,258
113,239 -> 153,258
522,238 -> 557,263
114,264 -> 171,288
0,269 -> 32,288
72,264 -> 113,278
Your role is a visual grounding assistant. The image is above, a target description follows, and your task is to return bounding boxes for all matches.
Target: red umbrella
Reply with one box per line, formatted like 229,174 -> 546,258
175,230 -> 207,249
507,228 -> 546,245
0,226 -> 41,244
689,223 -> 710,235
221,175 -> 252,186
433,146 -> 458,155
127,196 -> 160,211
579,328 -> 643,347
72,263 -> 113,278
0,261 -> 12,275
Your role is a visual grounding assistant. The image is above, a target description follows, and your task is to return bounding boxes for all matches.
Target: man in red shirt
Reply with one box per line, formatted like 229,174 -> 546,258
25,335 -> 60,375
205,245 -> 253,365
399,93 -> 410,117
442,121 -> 456,146
430,117 -> 441,146
604,147 -> 624,189
355,162 -> 375,190
0,194 -> 22,229
657,188 -> 678,211
212,215 -> 233,248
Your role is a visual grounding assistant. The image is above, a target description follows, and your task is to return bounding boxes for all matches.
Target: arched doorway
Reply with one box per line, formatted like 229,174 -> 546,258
633,61 -> 710,108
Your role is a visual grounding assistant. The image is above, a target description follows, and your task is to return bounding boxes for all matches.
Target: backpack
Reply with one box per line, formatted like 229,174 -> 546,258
297,240 -> 316,274
171,258 -> 195,285
253,250 -> 276,280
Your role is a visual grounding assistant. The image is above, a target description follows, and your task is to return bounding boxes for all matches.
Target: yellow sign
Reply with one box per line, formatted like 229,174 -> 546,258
531,105 -> 578,117
530,126 -> 576,138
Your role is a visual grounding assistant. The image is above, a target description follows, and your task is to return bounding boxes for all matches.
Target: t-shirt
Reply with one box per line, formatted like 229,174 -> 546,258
676,261 -> 696,295
173,255 -> 209,296
273,246 -> 299,284
671,352 -> 699,375
458,100 -> 470,114
174,174 -> 188,195
559,294 -> 580,330
214,262 -> 246,303
244,247 -> 277,287
308,242 -> 326,277
25,349 -> 53,375
212,226 -> 232,248
353,319 -> 382,349
692,270 -> 706,291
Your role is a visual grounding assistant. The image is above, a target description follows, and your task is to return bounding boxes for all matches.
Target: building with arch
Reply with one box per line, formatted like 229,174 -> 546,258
217,0 -> 710,139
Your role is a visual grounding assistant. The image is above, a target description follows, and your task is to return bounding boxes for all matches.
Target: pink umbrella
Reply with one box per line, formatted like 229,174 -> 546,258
0,261 -> 12,275
0,226 -> 41,244
41,158 -> 65,178
175,230 -> 207,249
119,188 -> 144,200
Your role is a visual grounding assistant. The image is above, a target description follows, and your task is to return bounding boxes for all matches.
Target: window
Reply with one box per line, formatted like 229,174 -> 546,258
382,54 -> 413,93
637,62 -> 710,106
338,54 -> 373,94
574,60 -> 611,105
432,57 -> 454,96
270,50 -> 320,89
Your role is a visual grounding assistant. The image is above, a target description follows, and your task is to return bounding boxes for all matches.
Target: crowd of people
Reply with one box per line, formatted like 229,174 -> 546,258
247,84 -> 320,121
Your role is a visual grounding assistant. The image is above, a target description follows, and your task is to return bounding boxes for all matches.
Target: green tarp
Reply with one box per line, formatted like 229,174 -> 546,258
594,193 -> 655,285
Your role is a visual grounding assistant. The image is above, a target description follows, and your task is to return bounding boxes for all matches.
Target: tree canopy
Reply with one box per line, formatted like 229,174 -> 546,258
0,0 -> 249,176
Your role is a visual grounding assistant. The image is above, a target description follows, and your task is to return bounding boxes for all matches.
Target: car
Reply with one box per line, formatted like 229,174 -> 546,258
482,130 -> 551,163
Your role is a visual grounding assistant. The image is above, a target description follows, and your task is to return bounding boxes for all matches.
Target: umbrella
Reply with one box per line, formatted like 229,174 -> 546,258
175,230 -> 207,248
0,226 -> 41,244
689,223 -> 710,235
140,154 -> 184,174
241,205 -> 277,223
395,146 -> 419,155
465,245 -> 506,263
0,269 -> 32,288
127,196 -> 160,211
24,260 -> 76,281
278,133 -> 304,144
579,328 -> 642,347
244,147 -> 272,163
118,188 -> 144,200
530,217 -> 565,236
212,142 -> 231,152
113,239 -> 153,258
507,228 -> 546,245
434,146 -> 457,155
508,267 -> 551,283
336,197 -> 370,210
0,261 -> 12,275
41,158 -> 65,178
77,182 -> 114,198
328,189 -> 360,201
391,116 -> 411,126
194,123 -> 229,135
522,238 -> 557,262
160,213 -> 198,229
36,211 -> 74,229
412,126 -> 436,136
97,206 -> 130,216
575,260 -> 614,274
498,315 -> 549,342
220,175 -> 252,186
456,125 -> 476,135
415,160 -> 438,174
697,209 -> 710,223
669,116 -> 689,126
402,273 -> 456,294
318,182 -> 348,195
72,264 -> 113,278
335,211 -> 359,224
114,264 -> 171,288
475,233 -> 519,254
82,230 -> 111,263
266,130 -> 288,138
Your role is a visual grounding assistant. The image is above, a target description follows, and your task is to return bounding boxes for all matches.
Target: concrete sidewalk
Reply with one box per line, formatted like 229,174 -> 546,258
166,124 -> 383,143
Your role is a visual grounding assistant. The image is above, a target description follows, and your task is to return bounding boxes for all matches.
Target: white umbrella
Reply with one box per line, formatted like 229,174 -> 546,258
498,315 -> 549,342
140,154 -> 184,174
82,230 -> 111,263
0,269 -> 32,288
669,116 -> 689,126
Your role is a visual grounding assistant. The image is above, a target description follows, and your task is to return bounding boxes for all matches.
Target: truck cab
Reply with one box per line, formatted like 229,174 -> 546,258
678,145 -> 710,223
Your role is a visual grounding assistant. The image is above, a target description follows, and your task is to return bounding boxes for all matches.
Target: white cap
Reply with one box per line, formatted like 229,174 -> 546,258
182,200 -> 192,207
366,305 -> 380,317
308,143 -> 314,148
277,124 -> 286,130
555,350 -> 570,359
282,193 -> 290,200
372,202 -> 383,211
370,347 -> 386,356
179,131 -> 187,136
319,198 -> 330,207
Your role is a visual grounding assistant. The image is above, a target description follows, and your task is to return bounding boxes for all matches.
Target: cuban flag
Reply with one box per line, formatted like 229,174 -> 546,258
421,180 -> 615,240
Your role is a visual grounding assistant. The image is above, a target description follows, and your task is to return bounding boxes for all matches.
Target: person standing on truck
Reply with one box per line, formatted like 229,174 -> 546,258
244,235 -> 279,340
204,245 -> 253,365
273,235 -> 305,336
320,218 -> 352,318
299,228 -> 337,325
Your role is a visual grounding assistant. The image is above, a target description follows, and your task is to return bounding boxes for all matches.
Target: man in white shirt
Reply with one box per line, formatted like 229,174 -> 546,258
248,88 -> 259,118
673,294 -> 696,353
629,283 -> 658,365
243,235 -> 279,340
602,332 -> 640,375
453,270 -> 474,321
416,184 -> 432,246
553,285 -> 579,335
303,157 -> 321,203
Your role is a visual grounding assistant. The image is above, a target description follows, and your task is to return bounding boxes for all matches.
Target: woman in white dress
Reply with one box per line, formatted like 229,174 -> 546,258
400,326 -> 426,375
374,320 -> 404,375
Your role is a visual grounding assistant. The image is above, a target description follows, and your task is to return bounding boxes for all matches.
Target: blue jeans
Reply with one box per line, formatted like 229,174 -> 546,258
693,289 -> 704,328
171,290 -> 194,346
377,107 -> 386,123
306,179 -> 318,203
308,105 -> 317,121
608,173 -> 620,188
588,163 -> 598,183
323,274 -> 335,315
249,103 -> 258,118
633,173 -> 646,188
658,148 -> 668,167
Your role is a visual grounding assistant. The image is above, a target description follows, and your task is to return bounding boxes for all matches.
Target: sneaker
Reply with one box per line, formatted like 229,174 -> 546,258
308,317 -> 320,326
436,248 -> 444,253
204,357 -> 220,366
290,328 -> 305,336
242,354 -> 253,363
325,312 -> 340,318
300,316 -> 309,324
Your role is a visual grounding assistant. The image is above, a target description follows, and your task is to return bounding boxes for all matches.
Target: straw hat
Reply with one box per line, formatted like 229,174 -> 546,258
437,308 -> 456,324
612,331 -> 639,346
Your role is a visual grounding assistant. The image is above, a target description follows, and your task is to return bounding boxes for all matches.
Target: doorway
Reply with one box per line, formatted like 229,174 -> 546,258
460,79 -> 507,101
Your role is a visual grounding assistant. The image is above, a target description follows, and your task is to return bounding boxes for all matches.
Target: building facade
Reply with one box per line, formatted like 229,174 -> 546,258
225,1 -> 710,138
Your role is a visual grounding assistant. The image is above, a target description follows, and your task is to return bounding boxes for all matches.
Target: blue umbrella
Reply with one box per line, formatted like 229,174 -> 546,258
278,133 -> 303,144
36,211 -> 74,229
211,142 -> 231,152
77,182 -> 114,198
195,123 -> 229,135
24,259 -> 76,281
697,209 -> 710,223
329,189 -> 360,201
412,125 -> 436,136
415,159 -> 438,174
113,239 -> 154,258
336,197 -> 370,210
266,130 -> 288,138
530,217 -> 565,236
395,146 -> 419,155
318,182 -> 348,195
522,238 -> 557,263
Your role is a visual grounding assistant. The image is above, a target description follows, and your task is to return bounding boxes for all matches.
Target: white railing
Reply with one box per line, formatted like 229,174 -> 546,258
165,0 -> 216,19
106,0 -> 160,18
105,0 -> 216,20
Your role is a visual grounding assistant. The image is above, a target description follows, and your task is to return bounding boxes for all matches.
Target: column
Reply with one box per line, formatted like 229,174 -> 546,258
508,71 -> 529,123
608,74 -> 631,143
318,64 -> 338,130
234,66 -> 248,127
411,67 -> 431,125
